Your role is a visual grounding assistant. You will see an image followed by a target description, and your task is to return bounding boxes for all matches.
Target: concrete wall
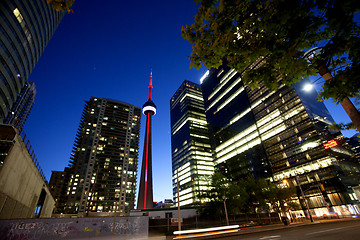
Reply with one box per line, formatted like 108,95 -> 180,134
0,216 -> 148,240
130,208 -> 197,219
0,126 -> 55,219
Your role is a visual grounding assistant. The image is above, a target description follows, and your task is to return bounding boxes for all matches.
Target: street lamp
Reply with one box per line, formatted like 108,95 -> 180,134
295,176 -> 314,222
303,83 -> 313,92
223,196 -> 229,226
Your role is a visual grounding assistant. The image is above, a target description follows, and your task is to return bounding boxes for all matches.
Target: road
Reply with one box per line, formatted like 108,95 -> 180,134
206,219 -> 360,240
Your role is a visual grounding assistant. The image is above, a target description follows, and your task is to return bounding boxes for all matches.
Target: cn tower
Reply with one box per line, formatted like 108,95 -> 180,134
137,70 -> 157,209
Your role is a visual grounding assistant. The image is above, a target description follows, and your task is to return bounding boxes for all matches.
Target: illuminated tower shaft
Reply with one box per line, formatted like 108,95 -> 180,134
137,71 -> 156,209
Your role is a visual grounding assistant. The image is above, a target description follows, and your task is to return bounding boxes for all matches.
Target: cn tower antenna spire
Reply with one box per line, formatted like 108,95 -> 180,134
137,67 -> 157,210
148,68 -> 153,101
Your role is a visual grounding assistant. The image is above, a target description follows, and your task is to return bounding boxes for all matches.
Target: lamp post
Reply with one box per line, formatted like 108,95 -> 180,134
304,47 -> 360,133
295,176 -> 314,222
223,196 -> 229,226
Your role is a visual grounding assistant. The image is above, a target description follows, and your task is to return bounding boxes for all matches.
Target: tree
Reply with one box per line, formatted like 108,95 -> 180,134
264,181 -> 299,215
200,172 -> 297,219
329,96 -> 360,131
46,0 -> 75,13
198,172 -> 248,217
182,0 -> 360,132
238,176 -> 297,215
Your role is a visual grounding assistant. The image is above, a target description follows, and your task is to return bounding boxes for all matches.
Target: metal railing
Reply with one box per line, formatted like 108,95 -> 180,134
20,131 -> 48,184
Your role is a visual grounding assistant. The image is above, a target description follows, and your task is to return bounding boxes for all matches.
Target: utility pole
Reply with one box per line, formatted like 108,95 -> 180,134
223,196 -> 229,225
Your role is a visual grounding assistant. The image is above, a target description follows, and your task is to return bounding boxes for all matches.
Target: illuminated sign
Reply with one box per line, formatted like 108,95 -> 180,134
323,140 -> 338,149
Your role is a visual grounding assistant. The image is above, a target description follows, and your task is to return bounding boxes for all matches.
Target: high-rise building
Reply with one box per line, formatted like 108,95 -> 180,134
62,97 -> 141,216
201,64 -> 360,216
170,80 -> 214,206
4,81 -> 36,132
49,168 -> 70,214
201,67 -> 272,180
0,0 -> 63,123
137,71 -> 156,209
347,134 -> 360,162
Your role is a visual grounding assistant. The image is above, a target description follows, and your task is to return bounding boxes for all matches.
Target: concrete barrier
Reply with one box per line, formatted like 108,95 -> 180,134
0,216 -> 148,239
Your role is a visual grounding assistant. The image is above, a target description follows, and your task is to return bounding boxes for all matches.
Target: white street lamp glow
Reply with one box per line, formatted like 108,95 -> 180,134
303,83 -> 313,92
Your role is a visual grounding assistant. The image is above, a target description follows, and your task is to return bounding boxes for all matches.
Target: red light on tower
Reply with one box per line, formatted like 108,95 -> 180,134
323,140 -> 338,149
137,69 -> 156,209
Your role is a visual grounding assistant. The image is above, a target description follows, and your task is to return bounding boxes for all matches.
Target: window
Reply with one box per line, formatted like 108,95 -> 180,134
13,8 -> 24,24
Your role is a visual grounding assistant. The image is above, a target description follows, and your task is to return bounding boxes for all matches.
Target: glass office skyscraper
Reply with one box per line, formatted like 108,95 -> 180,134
63,97 -> 141,216
201,64 -> 360,216
201,66 -> 272,180
170,80 -> 214,206
0,0 -> 63,123
3,81 -> 36,132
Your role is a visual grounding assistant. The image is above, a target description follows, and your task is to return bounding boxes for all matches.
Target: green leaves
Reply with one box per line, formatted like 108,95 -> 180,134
329,122 -> 356,131
200,172 -> 297,216
182,0 -> 360,101
46,0 -> 75,13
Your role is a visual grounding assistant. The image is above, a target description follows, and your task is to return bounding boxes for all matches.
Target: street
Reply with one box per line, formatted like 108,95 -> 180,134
203,219 -> 360,240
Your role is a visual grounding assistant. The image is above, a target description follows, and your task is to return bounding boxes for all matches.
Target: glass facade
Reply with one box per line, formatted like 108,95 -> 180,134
201,64 -> 360,216
201,66 -> 272,180
347,134 -> 360,162
63,97 -> 141,215
0,0 -> 63,123
4,81 -> 36,132
170,81 -> 214,206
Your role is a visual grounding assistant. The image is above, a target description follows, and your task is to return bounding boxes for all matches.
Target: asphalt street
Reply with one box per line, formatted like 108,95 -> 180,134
202,219 -> 360,240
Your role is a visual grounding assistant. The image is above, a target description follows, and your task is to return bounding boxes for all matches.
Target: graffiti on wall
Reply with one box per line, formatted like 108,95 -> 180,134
0,216 -> 148,240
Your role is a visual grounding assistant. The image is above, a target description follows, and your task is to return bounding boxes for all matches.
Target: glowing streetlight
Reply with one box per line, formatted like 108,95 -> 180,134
303,83 -> 313,92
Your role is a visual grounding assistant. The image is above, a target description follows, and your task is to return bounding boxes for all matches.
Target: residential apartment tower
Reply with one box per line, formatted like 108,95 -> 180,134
62,97 -> 141,216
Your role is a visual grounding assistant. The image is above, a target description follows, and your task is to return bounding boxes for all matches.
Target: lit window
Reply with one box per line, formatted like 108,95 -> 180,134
13,8 -> 23,23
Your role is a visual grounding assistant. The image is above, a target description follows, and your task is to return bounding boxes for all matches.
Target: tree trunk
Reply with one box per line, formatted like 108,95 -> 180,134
340,98 -> 360,133
318,65 -> 360,133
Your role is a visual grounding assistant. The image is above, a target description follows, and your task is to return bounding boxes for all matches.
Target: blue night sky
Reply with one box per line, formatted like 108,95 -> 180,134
23,0 -> 358,203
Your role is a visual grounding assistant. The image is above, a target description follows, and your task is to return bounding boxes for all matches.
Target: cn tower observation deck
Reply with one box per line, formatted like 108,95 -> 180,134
137,70 -> 156,209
